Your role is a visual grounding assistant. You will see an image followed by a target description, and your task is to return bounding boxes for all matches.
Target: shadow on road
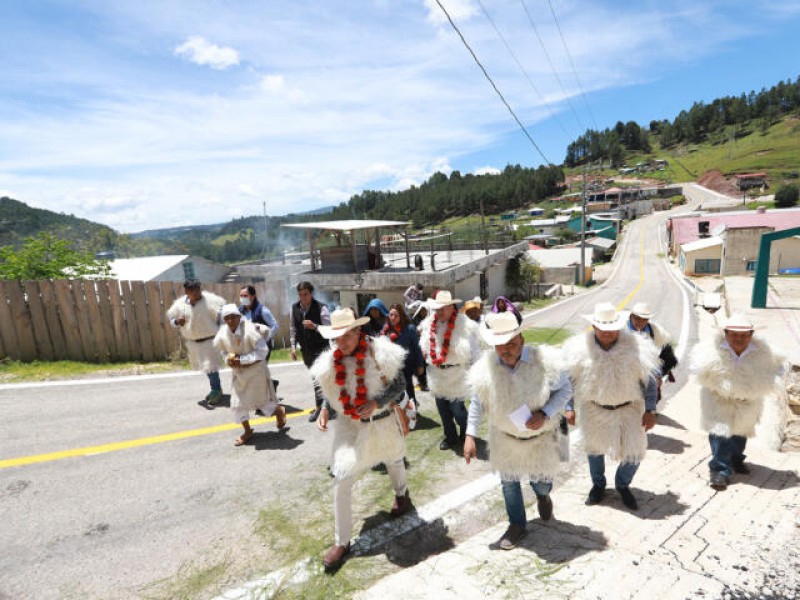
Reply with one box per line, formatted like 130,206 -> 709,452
252,429 -> 304,451
655,414 -> 687,430
356,513 -> 456,568
503,519 -> 608,562
737,465 -> 800,491
648,432 -> 690,455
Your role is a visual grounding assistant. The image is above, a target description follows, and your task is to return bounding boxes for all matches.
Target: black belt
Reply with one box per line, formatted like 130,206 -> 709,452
503,430 -> 539,440
361,409 -> 392,423
595,401 -> 632,410
433,363 -> 462,370
191,336 -> 215,343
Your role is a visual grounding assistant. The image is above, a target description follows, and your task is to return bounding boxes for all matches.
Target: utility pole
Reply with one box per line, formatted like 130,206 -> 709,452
479,196 -> 488,255
262,200 -> 269,261
580,164 -> 587,286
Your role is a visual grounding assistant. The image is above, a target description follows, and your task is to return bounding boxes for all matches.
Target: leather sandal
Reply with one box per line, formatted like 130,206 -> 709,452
323,543 -> 350,572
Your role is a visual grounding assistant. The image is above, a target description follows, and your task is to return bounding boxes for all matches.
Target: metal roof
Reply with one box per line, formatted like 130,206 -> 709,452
680,236 -> 723,253
282,219 -> 409,231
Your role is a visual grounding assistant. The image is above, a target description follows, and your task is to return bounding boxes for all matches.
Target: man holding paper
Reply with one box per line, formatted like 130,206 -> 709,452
463,310 -> 571,550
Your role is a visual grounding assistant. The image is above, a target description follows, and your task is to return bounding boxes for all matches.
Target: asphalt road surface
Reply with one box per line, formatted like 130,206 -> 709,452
0,196 -> 711,599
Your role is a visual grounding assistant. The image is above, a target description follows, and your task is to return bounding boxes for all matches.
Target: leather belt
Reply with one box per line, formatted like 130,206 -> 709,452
361,409 -> 392,423
595,401 -> 632,410
190,335 -> 215,343
503,430 -> 539,440
434,363 -> 462,369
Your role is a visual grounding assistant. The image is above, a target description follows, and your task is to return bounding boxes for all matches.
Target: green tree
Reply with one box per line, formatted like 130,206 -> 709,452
774,184 -> 799,208
0,232 -> 111,280
505,254 -> 543,300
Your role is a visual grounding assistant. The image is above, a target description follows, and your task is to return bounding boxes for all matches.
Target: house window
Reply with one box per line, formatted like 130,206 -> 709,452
694,259 -> 721,274
746,261 -> 757,272
182,261 -> 196,280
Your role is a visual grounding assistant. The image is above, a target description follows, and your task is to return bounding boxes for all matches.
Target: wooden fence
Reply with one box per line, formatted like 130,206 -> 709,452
0,280 -> 288,363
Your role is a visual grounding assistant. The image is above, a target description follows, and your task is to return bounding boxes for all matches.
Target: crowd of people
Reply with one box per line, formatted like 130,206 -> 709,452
166,278 -> 786,572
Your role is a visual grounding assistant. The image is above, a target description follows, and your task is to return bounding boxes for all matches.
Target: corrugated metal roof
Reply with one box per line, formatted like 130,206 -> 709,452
680,236 -> 723,252
670,209 -> 800,247
282,219 -> 409,230
528,247 -> 593,268
109,255 -> 189,281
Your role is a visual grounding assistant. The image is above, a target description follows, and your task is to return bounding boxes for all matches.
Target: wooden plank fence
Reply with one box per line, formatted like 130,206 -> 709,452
0,279 -> 289,363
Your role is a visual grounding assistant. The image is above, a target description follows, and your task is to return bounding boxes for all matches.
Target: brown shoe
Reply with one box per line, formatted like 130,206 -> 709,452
390,490 -> 412,517
322,543 -> 350,572
498,524 -> 527,550
275,404 -> 287,430
537,495 -> 553,521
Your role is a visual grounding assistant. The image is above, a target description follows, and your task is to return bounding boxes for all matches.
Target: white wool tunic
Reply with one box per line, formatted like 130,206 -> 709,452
468,345 -> 565,481
691,333 -> 784,438
311,336 -> 407,480
648,321 -> 672,348
213,321 -> 276,414
418,312 -> 478,400
563,329 -> 659,463
167,291 -> 226,373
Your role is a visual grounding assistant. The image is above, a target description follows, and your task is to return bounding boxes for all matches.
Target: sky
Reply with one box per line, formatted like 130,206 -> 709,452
1,0 -> 799,233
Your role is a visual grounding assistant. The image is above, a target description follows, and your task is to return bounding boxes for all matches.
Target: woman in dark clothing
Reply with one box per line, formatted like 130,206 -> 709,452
491,295 -> 522,322
362,298 -> 389,337
381,303 -> 424,405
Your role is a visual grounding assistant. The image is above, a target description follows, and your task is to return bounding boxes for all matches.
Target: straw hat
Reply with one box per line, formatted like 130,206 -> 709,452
463,296 -> 483,311
722,313 -> 756,332
630,302 -> 653,319
427,290 -> 461,310
583,302 -> 626,331
317,308 -> 370,339
480,311 -> 525,346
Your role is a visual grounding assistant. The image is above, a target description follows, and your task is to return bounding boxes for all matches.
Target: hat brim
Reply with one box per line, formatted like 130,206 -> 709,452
317,316 -> 370,339
630,310 -> 652,319
428,298 -> 461,310
583,314 -> 626,331
479,323 -> 524,346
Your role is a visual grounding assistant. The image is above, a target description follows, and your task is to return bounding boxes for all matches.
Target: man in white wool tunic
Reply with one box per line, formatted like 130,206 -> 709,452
464,310 -> 571,550
310,308 -> 412,572
690,313 -> 785,490
562,303 -> 660,511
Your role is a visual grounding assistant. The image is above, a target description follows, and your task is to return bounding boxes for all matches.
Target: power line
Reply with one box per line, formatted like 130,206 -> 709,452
434,0 -> 552,166
476,0 -> 579,142
518,0 -> 587,134
546,0 -> 599,131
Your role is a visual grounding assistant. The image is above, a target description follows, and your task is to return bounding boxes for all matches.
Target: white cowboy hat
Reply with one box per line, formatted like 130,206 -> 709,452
722,312 -> 757,332
583,302 -> 626,331
463,296 -> 484,311
427,290 -> 461,310
221,303 -> 241,319
480,311 -> 524,346
317,308 -> 370,339
630,302 -> 653,319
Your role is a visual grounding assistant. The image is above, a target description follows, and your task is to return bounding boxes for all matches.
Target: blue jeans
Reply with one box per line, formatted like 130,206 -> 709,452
207,371 -> 221,392
588,455 -> 639,489
708,434 -> 747,477
501,479 -> 552,526
435,396 -> 467,444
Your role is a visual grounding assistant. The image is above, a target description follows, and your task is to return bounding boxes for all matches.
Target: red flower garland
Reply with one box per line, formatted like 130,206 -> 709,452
333,332 -> 369,420
381,322 -> 401,342
429,310 -> 457,366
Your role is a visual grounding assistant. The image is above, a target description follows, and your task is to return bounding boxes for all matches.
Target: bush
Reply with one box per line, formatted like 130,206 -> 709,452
774,184 -> 799,208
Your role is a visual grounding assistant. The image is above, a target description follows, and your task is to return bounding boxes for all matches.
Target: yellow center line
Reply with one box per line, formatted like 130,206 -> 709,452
616,225 -> 646,311
0,408 -> 315,469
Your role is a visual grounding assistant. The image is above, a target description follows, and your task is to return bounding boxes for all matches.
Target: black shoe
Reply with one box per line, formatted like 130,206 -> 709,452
498,524 -> 527,550
439,439 -> 455,451
616,486 -> 638,510
586,484 -> 605,505
308,408 -> 321,422
732,461 -> 750,475
537,495 -> 553,521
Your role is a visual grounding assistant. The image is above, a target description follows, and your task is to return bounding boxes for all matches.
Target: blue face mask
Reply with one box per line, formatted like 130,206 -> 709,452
239,296 -> 251,308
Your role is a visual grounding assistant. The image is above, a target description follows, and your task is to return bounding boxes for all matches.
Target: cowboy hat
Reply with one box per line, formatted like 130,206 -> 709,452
721,312 -> 757,332
317,308 -> 370,339
463,296 -> 483,311
480,311 -> 525,346
630,302 -> 653,319
427,290 -> 461,310
583,302 -> 626,331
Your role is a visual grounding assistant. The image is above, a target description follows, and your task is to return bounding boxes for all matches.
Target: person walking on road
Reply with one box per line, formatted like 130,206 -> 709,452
289,281 -> 332,422
381,303 -> 424,415
691,313 -> 785,491
167,279 -> 226,405
418,290 -> 480,452
464,311 -> 572,550
238,285 -> 279,363
563,302 -> 660,511
214,304 -> 286,446
310,308 -> 413,572
628,302 -> 679,400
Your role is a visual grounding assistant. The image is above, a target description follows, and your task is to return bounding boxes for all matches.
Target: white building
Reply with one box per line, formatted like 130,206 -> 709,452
109,255 -> 232,282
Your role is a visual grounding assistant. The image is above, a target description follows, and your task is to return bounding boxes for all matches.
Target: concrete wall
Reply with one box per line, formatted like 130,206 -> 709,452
721,227 -> 773,276
772,237 -> 800,272
541,266 -> 578,285
680,245 -> 723,276
485,263 -> 507,300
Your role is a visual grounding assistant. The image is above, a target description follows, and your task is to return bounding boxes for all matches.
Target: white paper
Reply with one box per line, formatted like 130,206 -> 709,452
508,405 -> 532,433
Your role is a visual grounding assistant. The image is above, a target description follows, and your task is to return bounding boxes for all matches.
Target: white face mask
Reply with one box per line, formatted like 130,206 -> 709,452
239,296 -> 251,307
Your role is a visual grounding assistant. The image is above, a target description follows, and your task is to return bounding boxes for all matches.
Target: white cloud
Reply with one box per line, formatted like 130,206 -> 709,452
238,184 -> 257,196
260,74 -> 284,93
474,166 -> 500,176
174,36 -> 239,70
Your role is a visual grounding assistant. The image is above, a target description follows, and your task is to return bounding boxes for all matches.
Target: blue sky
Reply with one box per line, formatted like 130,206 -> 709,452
1,0 -> 798,233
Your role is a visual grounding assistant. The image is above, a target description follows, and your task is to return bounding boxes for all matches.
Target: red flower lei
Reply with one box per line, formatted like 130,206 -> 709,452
333,332 -> 369,420
429,310 -> 457,365
381,322 -> 401,342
